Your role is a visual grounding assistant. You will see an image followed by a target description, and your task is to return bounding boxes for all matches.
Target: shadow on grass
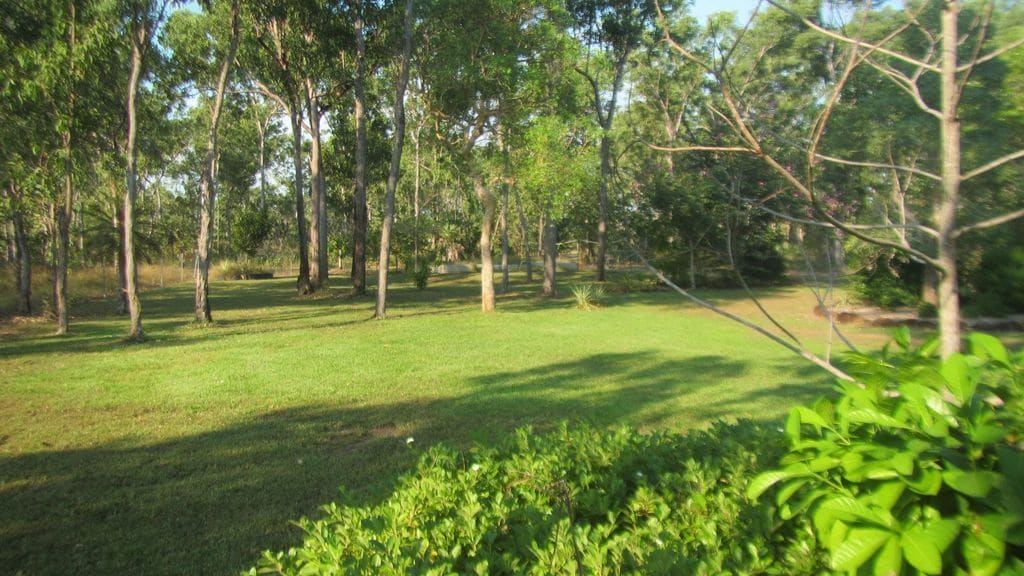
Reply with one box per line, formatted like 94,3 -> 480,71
0,351 -> 827,576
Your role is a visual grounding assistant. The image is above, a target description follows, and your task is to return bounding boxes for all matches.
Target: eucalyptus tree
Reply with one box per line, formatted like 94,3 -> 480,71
656,0 -> 1024,357
421,0 -> 567,311
244,0 -> 314,294
164,0 -> 240,322
375,0 -> 415,318
566,0 -> 671,281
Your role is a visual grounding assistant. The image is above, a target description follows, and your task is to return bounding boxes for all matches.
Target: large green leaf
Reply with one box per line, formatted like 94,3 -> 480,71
968,333 -> 1010,365
963,530 -> 1005,576
943,469 -> 999,498
941,354 -> 975,406
845,409 -> 908,429
830,527 -> 892,572
901,527 -> 943,574
746,468 -> 808,500
873,534 -> 902,576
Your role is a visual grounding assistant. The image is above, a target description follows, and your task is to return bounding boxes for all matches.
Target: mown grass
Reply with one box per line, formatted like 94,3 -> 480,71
1,270 -> 903,575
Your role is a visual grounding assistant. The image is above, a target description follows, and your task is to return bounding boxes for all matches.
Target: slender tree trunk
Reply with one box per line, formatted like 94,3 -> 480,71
351,1 -> 368,295
289,108 -> 313,294
305,80 -> 327,288
8,184 -> 31,315
112,185 -> 127,315
54,0 -> 76,335
413,131 -> 421,272
593,50 -> 629,282
937,1 -> 962,358
542,216 -> 557,297
688,239 -> 696,289
194,0 -> 239,323
257,112 -> 267,208
513,186 -> 532,282
375,0 -> 414,319
123,25 -> 145,341
474,173 -> 496,312
500,182 -> 509,292
5,220 -> 15,264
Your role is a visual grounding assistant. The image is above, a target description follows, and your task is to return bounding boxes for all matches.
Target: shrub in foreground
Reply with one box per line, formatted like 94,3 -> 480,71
750,331 -> 1024,575
249,422 -> 822,575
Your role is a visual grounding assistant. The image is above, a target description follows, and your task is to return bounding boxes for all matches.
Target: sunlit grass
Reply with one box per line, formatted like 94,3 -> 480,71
0,270 -> 915,575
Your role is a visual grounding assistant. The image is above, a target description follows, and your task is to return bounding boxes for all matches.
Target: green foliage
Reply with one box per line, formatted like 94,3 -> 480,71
570,283 -> 606,310
411,265 -> 430,291
850,255 -> 921,309
249,421 -> 822,575
749,332 -> 1024,575
231,206 -> 273,257
217,260 -> 274,280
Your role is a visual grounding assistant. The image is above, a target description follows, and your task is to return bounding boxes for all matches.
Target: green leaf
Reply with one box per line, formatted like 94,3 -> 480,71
963,530 -> 1005,576
870,481 -> 905,511
920,518 -> 960,553
941,354 -> 975,406
970,425 -> 1006,444
943,469 -> 999,498
845,409 -> 908,429
901,527 -> 943,574
968,333 -> 1010,365
905,468 -> 942,495
892,326 -> 911,350
820,496 -> 889,527
873,534 -> 902,576
892,452 -> 914,476
747,469 -> 807,500
794,405 -> 831,429
831,527 -> 891,572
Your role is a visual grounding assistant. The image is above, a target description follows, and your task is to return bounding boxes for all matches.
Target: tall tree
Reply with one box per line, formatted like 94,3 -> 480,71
193,0 -> 241,322
351,0 -> 369,295
375,0 -> 415,318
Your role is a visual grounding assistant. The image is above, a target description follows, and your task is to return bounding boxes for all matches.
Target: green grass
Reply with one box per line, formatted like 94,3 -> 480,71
0,271 -> 898,575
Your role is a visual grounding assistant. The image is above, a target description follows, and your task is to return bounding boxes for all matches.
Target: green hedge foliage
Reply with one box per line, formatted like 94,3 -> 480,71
249,422 -> 824,575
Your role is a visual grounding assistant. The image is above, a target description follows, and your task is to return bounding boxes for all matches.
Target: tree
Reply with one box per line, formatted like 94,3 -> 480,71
181,0 -> 241,323
375,0 -> 415,318
657,0 -> 1024,358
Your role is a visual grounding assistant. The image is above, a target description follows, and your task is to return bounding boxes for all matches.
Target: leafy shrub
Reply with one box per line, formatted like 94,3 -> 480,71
249,422 -> 823,575
217,260 -> 274,281
850,255 -> 921,308
231,206 -> 273,257
411,266 -> 430,290
570,283 -> 606,310
749,330 -> 1024,575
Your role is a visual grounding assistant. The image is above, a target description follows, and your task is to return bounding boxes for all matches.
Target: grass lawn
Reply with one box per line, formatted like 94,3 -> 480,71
1,271 -> 901,575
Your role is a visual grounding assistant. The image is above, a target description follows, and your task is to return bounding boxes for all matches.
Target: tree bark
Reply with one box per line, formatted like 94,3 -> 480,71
194,0 -> 239,323
54,0 -> 76,335
7,183 -> 32,315
113,184 -> 127,315
542,216 -> 557,297
500,180 -> 510,292
376,0 -> 414,319
123,22 -> 145,341
351,1 -> 368,295
593,49 -> 630,282
474,173 -> 497,312
413,129 -> 421,272
513,186 -> 532,282
289,107 -> 314,294
937,1 -> 962,358
305,79 -> 327,288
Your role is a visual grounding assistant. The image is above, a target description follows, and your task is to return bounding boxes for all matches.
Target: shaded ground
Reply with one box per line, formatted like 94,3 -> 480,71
0,272 -> 907,574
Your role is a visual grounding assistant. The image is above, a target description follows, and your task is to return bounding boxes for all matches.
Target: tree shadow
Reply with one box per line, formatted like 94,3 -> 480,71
0,350 -> 825,576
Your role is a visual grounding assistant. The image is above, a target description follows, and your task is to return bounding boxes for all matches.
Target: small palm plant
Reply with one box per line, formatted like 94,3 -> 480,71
571,283 -> 606,310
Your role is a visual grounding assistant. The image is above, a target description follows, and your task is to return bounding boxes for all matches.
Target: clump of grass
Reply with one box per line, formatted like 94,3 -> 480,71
571,283 -> 606,310
216,260 -> 274,281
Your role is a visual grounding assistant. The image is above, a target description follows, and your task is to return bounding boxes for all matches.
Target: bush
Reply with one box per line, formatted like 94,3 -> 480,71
249,422 -> 822,575
570,283 -> 606,310
850,255 -> 921,309
411,266 -> 430,290
217,260 -> 274,281
749,330 -> 1024,575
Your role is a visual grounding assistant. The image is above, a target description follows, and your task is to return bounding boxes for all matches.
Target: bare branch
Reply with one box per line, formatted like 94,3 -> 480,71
767,0 -> 940,72
961,36 -> 1024,71
864,59 -> 943,119
630,248 -> 855,382
645,143 -> 756,154
573,65 -> 605,126
955,208 -> 1024,238
815,153 -> 942,181
961,148 -> 1024,181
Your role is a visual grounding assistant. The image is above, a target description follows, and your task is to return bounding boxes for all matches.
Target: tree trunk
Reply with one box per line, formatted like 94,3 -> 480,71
937,1 -> 962,358
113,188 -> 127,315
688,239 -> 696,289
375,0 -> 414,319
596,133 -> 610,281
305,80 -> 327,288
257,111 -> 268,208
8,184 -> 31,315
542,216 -> 557,297
351,1 -> 368,295
500,181 -> 509,292
54,0 -> 76,335
413,131 -> 421,272
474,173 -> 496,312
123,25 -> 145,341
513,186 -> 532,282
289,107 -> 314,295
194,0 -> 239,323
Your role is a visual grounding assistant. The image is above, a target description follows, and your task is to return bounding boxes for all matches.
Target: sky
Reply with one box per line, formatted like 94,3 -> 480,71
689,0 -> 762,24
